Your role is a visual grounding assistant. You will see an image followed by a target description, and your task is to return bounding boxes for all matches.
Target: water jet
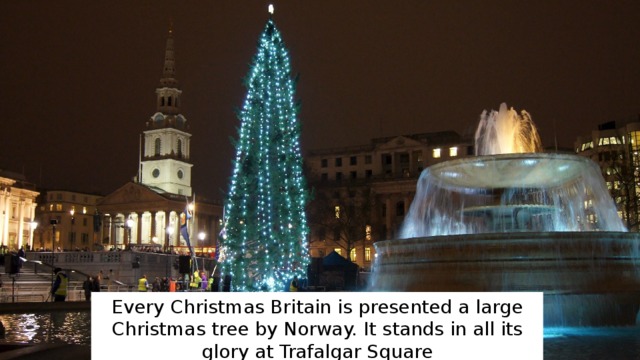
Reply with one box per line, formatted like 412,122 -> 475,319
371,103 -> 640,326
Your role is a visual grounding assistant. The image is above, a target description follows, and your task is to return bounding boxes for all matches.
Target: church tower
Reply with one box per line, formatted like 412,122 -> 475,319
140,26 -> 193,196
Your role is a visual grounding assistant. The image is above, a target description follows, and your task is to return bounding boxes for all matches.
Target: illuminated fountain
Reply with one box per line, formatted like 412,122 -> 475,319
372,103 -> 640,326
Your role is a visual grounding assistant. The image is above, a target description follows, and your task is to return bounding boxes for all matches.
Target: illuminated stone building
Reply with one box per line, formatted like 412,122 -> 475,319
94,27 -> 223,254
575,117 -> 640,231
0,171 -> 39,251
306,131 -> 473,270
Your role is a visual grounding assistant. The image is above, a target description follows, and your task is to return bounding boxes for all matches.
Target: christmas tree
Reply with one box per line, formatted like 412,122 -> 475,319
220,8 -> 310,291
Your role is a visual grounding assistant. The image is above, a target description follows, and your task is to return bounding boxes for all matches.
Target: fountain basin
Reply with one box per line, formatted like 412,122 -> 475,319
372,232 -> 640,326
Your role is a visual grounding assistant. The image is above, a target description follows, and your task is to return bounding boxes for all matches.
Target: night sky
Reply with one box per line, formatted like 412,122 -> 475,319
1,1 -> 639,201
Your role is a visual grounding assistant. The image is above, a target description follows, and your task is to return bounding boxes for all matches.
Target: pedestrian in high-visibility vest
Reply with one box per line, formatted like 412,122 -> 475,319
138,274 -> 149,292
51,268 -> 68,301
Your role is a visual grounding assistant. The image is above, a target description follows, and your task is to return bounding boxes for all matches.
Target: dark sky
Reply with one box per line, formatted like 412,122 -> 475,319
1,1 -> 639,201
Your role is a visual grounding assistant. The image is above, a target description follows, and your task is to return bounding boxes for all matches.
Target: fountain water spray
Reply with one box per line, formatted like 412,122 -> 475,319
373,103 -> 640,327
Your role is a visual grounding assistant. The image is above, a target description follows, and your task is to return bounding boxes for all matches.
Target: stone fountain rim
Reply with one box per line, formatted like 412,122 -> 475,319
426,152 -> 599,190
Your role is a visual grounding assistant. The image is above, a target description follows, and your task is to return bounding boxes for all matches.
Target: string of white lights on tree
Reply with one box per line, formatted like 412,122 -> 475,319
219,6 -> 310,291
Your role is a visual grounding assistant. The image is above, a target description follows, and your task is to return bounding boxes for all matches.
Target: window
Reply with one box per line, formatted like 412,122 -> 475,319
350,248 -> 357,262
321,173 -> 328,181
335,205 -> 341,219
365,247 -> 371,262
433,148 -> 441,158
177,139 -> 183,157
81,233 -> 89,244
56,204 -> 62,211
82,206 -> 87,214
335,158 -> 342,167
334,248 -> 343,256
350,156 -> 357,165
449,147 -> 458,157
335,172 -> 343,181
155,138 -> 161,156
83,218 -> 88,226
365,155 -> 372,164
321,159 -> 328,168
365,225 -> 372,240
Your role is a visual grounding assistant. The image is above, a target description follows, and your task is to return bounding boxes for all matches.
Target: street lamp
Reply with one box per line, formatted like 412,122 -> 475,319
69,208 -> 75,250
30,221 -> 38,251
198,232 -> 206,256
166,225 -> 174,252
126,217 -> 134,248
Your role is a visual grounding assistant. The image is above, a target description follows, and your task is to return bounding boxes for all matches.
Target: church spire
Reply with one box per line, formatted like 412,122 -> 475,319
160,23 -> 177,88
141,24 -> 192,197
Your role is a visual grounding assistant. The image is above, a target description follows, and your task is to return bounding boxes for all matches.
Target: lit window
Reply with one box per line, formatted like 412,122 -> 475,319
334,248 -> 342,256
82,207 -> 87,214
350,248 -> 356,262
449,147 -> 458,157
56,204 -> 62,211
365,247 -> 371,262
365,225 -> 372,241
335,206 -> 341,219
432,148 -> 441,158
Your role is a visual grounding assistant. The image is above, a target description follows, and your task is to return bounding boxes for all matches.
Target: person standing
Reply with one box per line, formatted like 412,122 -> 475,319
200,271 -> 208,291
152,277 -> 161,292
92,274 -> 101,293
51,268 -> 68,302
289,276 -> 299,292
82,276 -> 93,301
138,274 -> 149,292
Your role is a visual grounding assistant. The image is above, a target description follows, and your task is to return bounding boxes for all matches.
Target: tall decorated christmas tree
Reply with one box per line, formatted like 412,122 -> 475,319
220,7 -> 310,291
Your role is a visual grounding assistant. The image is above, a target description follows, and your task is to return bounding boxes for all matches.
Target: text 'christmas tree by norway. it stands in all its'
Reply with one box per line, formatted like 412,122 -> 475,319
219,8 -> 310,292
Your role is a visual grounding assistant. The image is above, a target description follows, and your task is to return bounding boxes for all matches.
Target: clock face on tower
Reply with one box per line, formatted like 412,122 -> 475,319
177,169 -> 184,179
152,169 -> 160,178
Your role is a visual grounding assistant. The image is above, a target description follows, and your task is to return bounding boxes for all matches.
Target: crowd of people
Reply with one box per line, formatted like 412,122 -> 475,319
137,270 -> 216,292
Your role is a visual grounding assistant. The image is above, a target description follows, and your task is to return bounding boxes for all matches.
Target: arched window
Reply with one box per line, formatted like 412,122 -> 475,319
177,139 -> 183,157
154,138 -> 161,156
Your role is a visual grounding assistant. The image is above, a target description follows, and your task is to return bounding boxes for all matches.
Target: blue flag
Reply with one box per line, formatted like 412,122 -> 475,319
180,203 -> 193,252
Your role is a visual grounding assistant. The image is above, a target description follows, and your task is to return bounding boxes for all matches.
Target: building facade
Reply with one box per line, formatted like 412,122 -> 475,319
139,26 -> 193,197
34,190 -> 102,251
306,131 -> 473,270
93,26 -> 223,254
0,171 -> 39,251
575,117 -> 640,231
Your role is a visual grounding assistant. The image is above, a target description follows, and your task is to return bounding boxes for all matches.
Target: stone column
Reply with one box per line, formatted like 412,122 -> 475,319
136,212 -> 142,245
385,197 -> 392,239
150,211 -> 157,240
17,199 -> 25,249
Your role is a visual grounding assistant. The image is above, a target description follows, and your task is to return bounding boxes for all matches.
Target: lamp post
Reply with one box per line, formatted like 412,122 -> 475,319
29,221 -> 38,251
198,231 -> 206,257
125,217 -> 134,249
69,208 -> 75,251
166,225 -> 174,253
50,219 -> 58,302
